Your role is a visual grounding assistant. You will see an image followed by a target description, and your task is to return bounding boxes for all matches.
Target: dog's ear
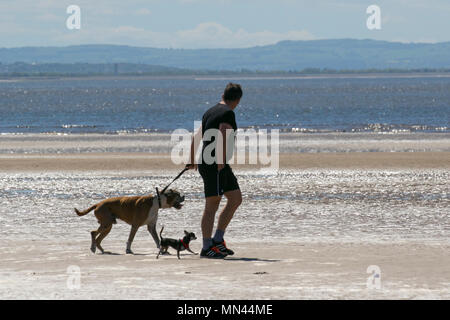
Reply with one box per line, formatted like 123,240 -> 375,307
184,230 -> 188,234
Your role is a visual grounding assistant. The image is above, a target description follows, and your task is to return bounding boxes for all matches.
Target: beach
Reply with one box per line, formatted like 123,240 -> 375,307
0,133 -> 449,300
1,74 -> 449,300
1,240 -> 449,299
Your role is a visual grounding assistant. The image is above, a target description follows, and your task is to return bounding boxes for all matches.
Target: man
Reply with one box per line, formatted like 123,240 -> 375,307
187,83 -> 243,259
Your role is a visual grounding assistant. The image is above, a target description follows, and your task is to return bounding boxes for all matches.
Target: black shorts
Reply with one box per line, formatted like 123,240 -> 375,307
198,164 -> 240,198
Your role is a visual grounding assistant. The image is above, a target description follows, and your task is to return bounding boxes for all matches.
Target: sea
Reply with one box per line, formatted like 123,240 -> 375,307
0,74 -> 449,135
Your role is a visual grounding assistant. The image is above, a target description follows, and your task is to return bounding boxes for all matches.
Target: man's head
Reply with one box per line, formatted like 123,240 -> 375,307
222,83 -> 243,109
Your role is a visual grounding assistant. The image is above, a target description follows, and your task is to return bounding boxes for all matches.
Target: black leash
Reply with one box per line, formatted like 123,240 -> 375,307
156,165 -> 189,208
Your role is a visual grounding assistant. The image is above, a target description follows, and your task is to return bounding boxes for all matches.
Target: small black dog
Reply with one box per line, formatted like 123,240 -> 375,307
157,226 -> 198,259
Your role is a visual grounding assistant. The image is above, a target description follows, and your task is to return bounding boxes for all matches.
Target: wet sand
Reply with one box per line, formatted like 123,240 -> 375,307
0,152 -> 449,172
0,149 -> 449,299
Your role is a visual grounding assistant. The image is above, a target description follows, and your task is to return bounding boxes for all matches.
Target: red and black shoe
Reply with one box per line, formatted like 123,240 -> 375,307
212,239 -> 234,256
200,245 -> 227,259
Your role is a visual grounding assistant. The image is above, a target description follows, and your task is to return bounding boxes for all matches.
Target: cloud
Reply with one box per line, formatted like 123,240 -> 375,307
135,8 -> 152,16
176,22 -> 314,48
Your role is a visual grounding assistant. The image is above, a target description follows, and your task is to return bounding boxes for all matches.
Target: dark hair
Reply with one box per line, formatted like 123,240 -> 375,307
223,83 -> 243,102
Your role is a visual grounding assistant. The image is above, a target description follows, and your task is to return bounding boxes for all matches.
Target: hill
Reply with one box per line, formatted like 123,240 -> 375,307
1,39 -> 450,71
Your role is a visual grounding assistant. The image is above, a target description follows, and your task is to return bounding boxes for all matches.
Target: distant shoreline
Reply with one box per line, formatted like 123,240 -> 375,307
2,71 -> 450,81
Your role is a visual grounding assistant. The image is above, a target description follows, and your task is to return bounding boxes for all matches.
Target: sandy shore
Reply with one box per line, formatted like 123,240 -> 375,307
1,151 -> 448,299
0,152 -> 449,172
0,240 -> 448,299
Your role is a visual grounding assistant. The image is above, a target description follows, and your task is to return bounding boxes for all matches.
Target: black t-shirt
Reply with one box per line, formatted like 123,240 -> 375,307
201,103 -> 237,166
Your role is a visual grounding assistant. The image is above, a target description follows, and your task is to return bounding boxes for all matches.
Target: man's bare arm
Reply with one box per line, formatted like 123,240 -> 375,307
187,125 -> 202,170
218,122 -> 233,171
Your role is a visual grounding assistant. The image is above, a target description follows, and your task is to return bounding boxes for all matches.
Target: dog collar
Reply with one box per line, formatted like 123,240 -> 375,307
180,239 -> 189,249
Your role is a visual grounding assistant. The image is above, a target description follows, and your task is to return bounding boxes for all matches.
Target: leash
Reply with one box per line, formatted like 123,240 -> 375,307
156,165 -> 190,208
161,165 -> 190,194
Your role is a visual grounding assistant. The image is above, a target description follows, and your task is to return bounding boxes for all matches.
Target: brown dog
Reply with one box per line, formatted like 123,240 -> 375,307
75,189 -> 184,254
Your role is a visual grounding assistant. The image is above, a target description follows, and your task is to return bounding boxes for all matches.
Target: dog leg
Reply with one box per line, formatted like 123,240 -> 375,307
95,224 -> 112,254
187,248 -> 198,255
90,230 -> 99,253
126,225 -> 139,254
92,207 -> 116,254
148,223 -> 160,249
157,247 -> 166,259
156,246 -> 169,259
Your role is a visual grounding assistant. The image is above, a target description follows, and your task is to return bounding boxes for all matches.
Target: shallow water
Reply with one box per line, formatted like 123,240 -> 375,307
1,169 -> 448,245
0,132 -> 449,154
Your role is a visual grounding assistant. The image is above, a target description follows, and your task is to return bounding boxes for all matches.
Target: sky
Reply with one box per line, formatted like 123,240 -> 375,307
0,0 -> 449,48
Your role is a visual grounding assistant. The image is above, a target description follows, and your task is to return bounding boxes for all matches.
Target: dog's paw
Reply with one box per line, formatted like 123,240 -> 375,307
126,249 -> 134,255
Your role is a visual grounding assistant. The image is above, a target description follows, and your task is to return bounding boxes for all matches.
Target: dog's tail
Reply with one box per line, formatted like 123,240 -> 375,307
74,205 -> 97,217
159,226 -> 164,240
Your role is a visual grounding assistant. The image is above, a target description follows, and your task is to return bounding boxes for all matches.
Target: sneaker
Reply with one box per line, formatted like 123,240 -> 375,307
200,246 -> 227,259
212,239 -> 234,256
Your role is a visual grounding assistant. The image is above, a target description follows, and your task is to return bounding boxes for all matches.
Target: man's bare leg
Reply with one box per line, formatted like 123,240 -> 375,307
210,189 -> 242,255
201,195 -> 222,249
217,189 -> 242,232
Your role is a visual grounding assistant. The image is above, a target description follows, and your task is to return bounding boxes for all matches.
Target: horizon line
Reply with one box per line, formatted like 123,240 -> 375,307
1,38 -> 449,50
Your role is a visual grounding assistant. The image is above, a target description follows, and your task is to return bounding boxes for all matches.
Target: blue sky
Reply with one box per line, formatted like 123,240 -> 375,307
1,0 -> 449,48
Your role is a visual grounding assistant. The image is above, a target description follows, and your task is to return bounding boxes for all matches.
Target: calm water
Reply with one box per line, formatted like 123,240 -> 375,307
0,169 -> 448,244
0,75 -> 449,134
